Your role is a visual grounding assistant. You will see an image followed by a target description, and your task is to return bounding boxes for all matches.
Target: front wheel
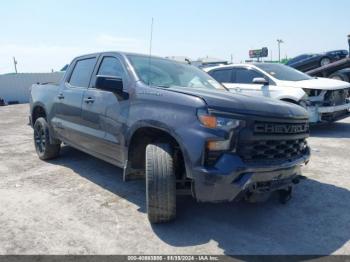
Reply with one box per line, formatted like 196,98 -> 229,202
33,117 -> 61,160
146,143 -> 176,223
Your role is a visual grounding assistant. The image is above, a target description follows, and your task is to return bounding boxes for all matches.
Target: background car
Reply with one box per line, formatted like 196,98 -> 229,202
286,50 -> 348,72
205,63 -> 350,123
329,68 -> 350,82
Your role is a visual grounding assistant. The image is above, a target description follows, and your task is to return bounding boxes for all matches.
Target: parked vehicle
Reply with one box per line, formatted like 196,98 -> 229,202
205,63 -> 350,123
286,50 -> 348,72
329,68 -> 350,82
305,57 -> 350,83
30,52 -> 310,223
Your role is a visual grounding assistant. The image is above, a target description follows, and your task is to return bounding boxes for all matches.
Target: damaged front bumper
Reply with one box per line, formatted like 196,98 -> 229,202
307,102 -> 350,123
192,148 -> 311,202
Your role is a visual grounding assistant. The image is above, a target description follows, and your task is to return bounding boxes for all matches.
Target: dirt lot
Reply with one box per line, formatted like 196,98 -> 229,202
0,104 -> 350,255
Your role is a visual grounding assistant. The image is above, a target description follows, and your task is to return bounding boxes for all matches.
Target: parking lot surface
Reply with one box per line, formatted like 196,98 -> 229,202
0,104 -> 350,255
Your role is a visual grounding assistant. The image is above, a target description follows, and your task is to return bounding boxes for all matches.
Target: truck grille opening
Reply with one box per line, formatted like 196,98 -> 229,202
204,150 -> 223,167
238,138 -> 308,162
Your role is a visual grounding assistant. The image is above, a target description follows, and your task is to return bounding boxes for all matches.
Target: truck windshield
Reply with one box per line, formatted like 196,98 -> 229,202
254,63 -> 312,81
127,55 -> 225,90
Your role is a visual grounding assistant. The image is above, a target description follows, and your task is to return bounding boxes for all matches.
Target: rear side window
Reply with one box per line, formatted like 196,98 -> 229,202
97,57 -> 126,78
69,58 -> 96,88
210,69 -> 232,83
234,68 -> 263,84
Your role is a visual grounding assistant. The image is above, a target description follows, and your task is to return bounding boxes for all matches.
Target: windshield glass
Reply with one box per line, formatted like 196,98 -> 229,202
254,63 -> 312,81
127,55 -> 225,90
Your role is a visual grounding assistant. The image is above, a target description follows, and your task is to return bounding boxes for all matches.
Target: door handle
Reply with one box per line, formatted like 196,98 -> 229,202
84,97 -> 95,104
58,93 -> 65,100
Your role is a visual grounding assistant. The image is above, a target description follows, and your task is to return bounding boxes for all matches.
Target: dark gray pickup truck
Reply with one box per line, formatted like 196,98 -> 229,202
30,52 -> 311,223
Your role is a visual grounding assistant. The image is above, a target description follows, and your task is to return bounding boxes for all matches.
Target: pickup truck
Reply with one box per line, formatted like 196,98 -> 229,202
30,52 -> 311,223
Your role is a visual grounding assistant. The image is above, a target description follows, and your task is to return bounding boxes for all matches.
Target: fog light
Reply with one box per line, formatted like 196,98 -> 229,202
207,139 -> 231,151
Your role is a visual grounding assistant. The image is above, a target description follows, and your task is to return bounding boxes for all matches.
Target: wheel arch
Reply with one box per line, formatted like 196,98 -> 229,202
125,122 -> 190,180
31,103 -> 48,125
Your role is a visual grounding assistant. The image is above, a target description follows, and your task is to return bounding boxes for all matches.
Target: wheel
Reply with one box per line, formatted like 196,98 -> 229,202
320,57 -> 331,66
33,117 -> 61,160
146,143 -> 176,223
330,72 -> 349,82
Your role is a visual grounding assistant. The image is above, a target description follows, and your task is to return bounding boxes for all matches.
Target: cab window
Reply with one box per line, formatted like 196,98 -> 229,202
68,58 -> 97,88
97,56 -> 126,79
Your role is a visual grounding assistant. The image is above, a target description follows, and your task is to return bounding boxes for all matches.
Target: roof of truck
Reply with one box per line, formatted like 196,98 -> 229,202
73,51 -> 166,60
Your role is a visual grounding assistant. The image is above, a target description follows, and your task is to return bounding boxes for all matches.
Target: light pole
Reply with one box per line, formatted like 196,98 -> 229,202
13,57 -> 18,74
277,39 -> 284,62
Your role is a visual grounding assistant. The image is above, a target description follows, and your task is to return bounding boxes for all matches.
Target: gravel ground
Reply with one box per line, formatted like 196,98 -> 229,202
0,104 -> 349,255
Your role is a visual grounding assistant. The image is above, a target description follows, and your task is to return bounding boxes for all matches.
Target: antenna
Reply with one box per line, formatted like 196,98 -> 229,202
148,17 -> 154,86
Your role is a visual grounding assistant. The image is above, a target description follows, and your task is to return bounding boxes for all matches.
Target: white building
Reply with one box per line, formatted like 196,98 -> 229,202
0,72 -> 64,104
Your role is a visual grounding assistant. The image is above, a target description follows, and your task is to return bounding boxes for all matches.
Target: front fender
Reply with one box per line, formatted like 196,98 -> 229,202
275,87 -> 306,102
126,120 -> 194,177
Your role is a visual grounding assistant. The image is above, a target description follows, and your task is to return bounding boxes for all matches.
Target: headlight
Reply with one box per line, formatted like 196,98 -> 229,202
197,109 -> 242,130
197,109 -> 244,153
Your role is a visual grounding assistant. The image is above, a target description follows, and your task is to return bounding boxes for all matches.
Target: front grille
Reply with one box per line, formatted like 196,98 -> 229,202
324,88 -> 350,106
254,121 -> 309,135
238,138 -> 308,162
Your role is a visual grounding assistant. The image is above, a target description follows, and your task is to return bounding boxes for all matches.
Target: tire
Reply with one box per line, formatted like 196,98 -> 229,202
33,117 -> 61,160
330,73 -> 349,82
146,143 -> 176,223
320,57 -> 331,66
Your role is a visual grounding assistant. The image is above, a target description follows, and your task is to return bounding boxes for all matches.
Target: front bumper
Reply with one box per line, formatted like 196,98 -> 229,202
307,103 -> 350,123
192,148 -> 310,202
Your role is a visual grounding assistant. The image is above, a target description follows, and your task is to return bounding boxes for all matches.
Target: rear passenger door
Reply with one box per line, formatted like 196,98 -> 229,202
52,56 -> 97,144
80,54 -> 130,166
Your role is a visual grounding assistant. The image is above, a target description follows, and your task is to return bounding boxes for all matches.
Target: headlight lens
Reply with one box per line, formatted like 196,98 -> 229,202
197,109 -> 242,130
198,109 -> 244,155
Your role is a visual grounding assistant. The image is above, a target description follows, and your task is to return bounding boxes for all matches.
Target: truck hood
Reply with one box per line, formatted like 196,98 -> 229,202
166,87 -> 308,119
278,77 -> 350,90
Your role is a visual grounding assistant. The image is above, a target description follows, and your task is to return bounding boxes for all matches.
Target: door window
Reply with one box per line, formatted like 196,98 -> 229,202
233,68 -> 264,84
97,57 -> 126,78
210,69 -> 232,83
69,58 -> 97,88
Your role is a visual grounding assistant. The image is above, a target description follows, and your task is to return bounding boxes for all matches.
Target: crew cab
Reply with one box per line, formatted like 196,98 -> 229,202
205,63 -> 350,123
30,52 -> 310,223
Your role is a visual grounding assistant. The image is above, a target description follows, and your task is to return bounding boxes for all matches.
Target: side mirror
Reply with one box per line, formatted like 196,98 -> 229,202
95,75 -> 123,93
252,77 -> 269,85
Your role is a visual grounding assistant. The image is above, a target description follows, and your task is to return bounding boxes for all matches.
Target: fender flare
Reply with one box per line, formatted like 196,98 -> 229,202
126,120 -> 192,177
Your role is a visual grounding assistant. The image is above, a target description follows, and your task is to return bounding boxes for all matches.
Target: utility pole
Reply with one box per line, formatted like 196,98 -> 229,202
277,39 -> 284,62
270,50 -> 273,62
13,57 -> 18,74
230,54 -> 233,64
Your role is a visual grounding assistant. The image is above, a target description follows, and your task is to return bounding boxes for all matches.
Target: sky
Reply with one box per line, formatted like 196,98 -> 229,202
0,0 -> 349,73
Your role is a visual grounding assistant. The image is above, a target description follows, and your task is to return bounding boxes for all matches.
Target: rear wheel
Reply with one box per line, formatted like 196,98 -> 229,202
320,57 -> 331,66
330,72 -> 349,82
146,143 -> 176,223
33,117 -> 61,160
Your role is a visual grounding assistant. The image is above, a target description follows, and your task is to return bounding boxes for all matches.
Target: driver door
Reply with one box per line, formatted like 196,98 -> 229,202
80,54 -> 130,166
